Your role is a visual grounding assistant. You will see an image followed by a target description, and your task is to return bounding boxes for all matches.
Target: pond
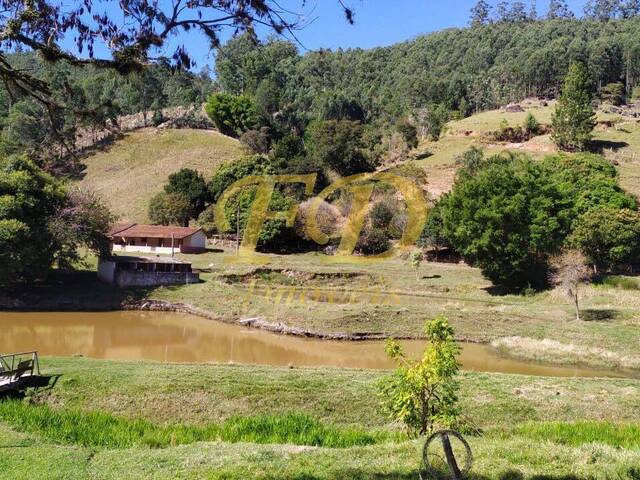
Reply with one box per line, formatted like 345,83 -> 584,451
0,311 -> 623,377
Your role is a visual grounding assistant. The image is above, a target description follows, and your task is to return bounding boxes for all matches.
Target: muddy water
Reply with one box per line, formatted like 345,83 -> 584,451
0,311 -> 623,377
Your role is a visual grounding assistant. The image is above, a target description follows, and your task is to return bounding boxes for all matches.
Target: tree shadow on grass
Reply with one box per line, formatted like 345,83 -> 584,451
580,309 -> 620,322
590,139 -> 629,153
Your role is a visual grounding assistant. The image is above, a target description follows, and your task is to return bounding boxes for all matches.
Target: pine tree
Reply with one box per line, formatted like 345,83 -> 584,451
470,0 -> 492,26
552,63 -> 596,151
547,0 -> 575,18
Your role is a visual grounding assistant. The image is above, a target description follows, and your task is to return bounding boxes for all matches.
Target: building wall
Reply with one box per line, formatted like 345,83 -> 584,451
114,270 -> 199,287
181,231 -> 207,253
97,260 -> 116,283
112,244 -> 176,254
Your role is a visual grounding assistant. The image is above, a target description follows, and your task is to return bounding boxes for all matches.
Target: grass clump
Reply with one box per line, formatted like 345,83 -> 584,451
514,421 -> 640,449
0,401 -> 383,449
600,275 -> 640,291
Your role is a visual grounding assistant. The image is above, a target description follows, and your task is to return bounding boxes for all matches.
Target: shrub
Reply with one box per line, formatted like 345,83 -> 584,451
440,153 -> 567,289
205,93 -> 260,137
379,316 -> 460,436
600,82 -> 626,106
196,204 -> 217,236
524,112 -> 540,135
239,128 -> 271,154
423,103 -> 449,141
370,201 -> 395,230
568,207 -> 640,272
633,86 -> 640,100
164,168 -> 209,219
148,192 -> 191,227
395,119 -> 419,149
208,155 -> 273,202
355,226 -> 391,255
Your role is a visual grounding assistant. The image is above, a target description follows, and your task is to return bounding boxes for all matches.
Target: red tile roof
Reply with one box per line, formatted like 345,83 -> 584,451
108,224 -> 202,240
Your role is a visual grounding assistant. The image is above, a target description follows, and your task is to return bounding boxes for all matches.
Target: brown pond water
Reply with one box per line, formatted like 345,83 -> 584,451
0,311 -> 623,377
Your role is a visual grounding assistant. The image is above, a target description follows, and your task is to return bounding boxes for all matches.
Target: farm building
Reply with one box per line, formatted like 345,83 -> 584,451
98,256 -> 199,287
108,223 -> 207,254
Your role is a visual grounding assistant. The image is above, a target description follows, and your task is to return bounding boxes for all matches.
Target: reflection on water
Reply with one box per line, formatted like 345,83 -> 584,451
0,311 -> 623,377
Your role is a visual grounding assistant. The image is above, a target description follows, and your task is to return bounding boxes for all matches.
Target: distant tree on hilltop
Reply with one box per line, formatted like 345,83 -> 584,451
547,0 -> 575,18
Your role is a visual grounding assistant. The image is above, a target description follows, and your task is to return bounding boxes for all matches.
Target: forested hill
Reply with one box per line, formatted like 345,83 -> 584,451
217,17 -> 640,122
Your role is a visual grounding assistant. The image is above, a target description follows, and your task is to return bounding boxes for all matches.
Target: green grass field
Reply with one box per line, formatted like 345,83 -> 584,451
2,357 -> 640,479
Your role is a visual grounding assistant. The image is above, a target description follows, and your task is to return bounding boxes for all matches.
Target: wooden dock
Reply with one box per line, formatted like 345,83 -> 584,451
0,351 -> 41,394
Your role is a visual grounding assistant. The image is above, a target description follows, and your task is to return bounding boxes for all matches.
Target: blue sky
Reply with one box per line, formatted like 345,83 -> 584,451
61,0 -> 589,71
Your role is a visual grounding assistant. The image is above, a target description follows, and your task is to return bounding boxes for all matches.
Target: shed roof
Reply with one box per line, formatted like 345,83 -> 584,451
108,224 -> 202,240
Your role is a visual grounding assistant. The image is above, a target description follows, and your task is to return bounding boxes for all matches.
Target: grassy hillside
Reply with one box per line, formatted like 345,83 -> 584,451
416,100 -> 640,198
77,128 -> 243,222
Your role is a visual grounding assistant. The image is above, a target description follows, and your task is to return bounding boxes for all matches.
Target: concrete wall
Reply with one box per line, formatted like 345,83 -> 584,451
181,231 -> 207,253
114,270 -> 199,287
97,260 -> 116,283
112,244 -> 176,254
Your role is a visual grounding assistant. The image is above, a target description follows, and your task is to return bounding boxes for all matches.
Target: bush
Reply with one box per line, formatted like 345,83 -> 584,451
208,155 -> 273,202
423,104 -> 449,141
164,168 -> 209,219
440,152 -> 567,289
306,119 -> 375,176
148,192 -> 191,226
568,207 -> 640,272
600,82 -> 626,106
205,93 -> 260,137
395,119 -> 418,149
196,204 -> 217,236
633,86 -> 640,100
355,226 -> 391,255
239,127 -> 271,154
524,113 -> 540,135
370,201 -> 395,230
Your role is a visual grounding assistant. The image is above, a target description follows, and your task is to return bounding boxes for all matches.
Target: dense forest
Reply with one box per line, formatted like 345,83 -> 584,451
215,17 -> 640,124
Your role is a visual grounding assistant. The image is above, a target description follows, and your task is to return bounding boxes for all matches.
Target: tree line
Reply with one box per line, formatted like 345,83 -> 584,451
214,17 -> 640,127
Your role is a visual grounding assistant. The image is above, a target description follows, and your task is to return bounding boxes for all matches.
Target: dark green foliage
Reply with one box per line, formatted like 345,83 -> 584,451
524,113 -> 540,135
440,153 -> 567,289
306,120 -> 375,176
148,192 -> 192,227
568,207 -> 640,271
541,153 -> 637,218
164,168 -> 209,219
552,63 -> 596,151
314,92 -> 366,122
418,200 -> 451,253
395,119 -> 419,149
0,155 -> 112,284
439,149 -> 638,288
208,155 -> 273,202
205,93 -> 260,137
423,104 -> 449,141
216,18 -> 640,123
0,155 -> 65,283
600,82 -> 626,105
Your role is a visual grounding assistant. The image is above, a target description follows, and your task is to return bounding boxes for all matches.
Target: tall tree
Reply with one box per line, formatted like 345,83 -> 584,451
470,0 -> 492,26
584,0 -> 622,20
552,63 -> 596,151
547,0 -> 575,18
